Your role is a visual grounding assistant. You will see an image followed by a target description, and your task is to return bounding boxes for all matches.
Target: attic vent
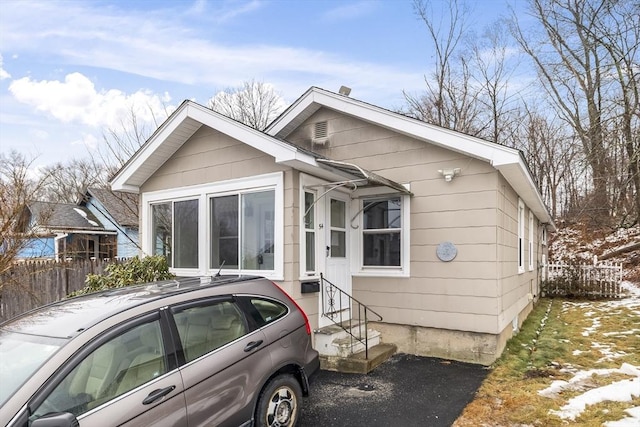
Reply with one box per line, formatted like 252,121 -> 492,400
313,121 -> 329,144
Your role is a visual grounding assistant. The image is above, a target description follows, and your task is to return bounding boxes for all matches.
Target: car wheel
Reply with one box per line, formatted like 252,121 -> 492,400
255,374 -> 302,427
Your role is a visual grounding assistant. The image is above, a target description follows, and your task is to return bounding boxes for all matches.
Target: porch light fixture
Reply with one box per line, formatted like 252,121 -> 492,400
438,168 -> 461,182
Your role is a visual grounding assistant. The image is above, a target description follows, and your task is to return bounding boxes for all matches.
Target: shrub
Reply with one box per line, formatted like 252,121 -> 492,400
72,256 -> 174,296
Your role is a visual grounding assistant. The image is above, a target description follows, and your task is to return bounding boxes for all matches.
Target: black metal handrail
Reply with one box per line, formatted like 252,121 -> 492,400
320,273 -> 383,359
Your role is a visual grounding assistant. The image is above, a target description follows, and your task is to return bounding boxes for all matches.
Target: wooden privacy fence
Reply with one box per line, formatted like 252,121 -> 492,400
544,262 -> 624,298
0,258 -> 126,323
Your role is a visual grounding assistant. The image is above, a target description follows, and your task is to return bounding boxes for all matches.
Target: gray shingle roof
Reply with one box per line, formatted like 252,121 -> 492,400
28,201 -> 105,231
85,188 -> 138,227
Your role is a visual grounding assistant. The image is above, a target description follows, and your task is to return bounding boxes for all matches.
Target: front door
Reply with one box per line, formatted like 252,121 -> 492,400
320,194 -> 351,326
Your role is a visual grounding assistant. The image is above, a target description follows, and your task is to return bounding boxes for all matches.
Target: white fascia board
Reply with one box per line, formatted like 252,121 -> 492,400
111,103 -> 193,193
186,103 -> 317,166
270,88 -> 521,166
496,161 -> 556,230
266,88 -> 315,136
112,100 -> 318,193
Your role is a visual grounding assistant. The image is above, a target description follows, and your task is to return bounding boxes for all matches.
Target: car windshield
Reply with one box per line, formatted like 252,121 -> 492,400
0,330 -> 66,406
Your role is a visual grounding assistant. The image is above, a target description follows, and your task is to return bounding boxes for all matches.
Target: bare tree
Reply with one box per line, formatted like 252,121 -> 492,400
404,0 -> 485,135
471,21 -> 522,145
510,0 -> 639,225
0,151 -> 54,278
38,158 -> 108,203
208,79 -> 286,131
97,103 -> 170,179
591,0 -> 640,224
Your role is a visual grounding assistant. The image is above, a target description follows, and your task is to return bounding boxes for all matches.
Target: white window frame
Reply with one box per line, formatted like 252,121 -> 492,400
300,189 -> 318,278
299,174 -> 323,280
518,198 -> 525,274
528,212 -> 534,271
142,172 -> 284,279
352,185 -> 410,278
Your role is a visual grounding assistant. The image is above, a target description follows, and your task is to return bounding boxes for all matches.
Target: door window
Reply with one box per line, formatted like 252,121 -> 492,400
330,199 -> 346,258
29,320 -> 167,421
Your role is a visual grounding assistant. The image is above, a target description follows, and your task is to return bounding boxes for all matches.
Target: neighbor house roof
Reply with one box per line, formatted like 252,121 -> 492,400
266,87 -> 555,229
83,187 -> 139,227
26,201 -> 114,234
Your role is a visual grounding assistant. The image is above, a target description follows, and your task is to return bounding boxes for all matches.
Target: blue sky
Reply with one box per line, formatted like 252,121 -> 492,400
0,0 -> 524,169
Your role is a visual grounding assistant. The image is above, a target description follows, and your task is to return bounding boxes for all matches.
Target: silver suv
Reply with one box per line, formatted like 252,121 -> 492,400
0,276 -> 319,427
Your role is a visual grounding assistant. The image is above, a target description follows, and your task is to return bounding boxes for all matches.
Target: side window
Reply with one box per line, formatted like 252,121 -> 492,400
173,301 -> 248,363
247,298 -> 288,328
30,320 -> 166,421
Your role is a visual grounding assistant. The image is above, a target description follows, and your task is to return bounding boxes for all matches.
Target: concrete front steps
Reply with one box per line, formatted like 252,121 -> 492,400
315,321 -> 397,374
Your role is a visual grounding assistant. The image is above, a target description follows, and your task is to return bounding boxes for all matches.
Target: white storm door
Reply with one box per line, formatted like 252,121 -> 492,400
322,195 -> 351,320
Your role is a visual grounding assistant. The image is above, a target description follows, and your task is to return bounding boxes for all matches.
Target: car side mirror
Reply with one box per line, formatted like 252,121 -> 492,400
31,412 -> 79,427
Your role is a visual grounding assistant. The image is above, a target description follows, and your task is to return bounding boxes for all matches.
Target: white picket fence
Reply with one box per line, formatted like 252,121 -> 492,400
545,261 -> 624,298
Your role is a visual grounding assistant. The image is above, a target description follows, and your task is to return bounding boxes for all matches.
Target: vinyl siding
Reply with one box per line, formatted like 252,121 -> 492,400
289,108 -> 506,334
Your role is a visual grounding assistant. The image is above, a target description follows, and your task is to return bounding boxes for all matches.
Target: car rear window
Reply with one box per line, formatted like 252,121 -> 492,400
247,298 -> 288,327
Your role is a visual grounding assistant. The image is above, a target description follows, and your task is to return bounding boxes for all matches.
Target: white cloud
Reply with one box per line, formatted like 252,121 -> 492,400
322,0 -> 379,21
29,129 -> 49,140
0,0 -> 424,107
8,72 -> 174,130
0,53 -> 11,80
186,0 -> 264,22
71,133 -> 99,150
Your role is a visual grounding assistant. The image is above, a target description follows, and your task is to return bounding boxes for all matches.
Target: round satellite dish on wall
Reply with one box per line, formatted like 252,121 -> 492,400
436,242 -> 457,262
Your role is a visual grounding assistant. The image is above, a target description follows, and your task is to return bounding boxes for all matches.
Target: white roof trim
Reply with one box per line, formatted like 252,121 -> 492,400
111,101 -> 322,193
268,88 -> 520,166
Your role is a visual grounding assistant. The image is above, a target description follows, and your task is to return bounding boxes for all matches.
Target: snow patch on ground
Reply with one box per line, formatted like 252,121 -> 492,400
539,281 -> 640,423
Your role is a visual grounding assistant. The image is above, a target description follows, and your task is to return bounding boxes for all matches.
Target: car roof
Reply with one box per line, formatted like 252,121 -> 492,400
1,276 -> 259,339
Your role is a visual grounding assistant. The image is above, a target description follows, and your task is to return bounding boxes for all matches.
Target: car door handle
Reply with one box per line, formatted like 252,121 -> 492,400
244,340 -> 263,352
143,385 -> 176,405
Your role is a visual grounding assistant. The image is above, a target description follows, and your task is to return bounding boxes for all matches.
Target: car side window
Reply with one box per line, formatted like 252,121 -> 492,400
247,298 -> 288,327
29,320 -> 166,422
173,301 -> 248,363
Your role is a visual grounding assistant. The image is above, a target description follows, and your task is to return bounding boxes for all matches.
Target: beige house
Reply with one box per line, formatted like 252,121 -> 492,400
111,87 -> 555,365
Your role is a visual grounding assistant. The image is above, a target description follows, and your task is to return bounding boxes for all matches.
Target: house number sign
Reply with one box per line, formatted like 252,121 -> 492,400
436,242 -> 457,262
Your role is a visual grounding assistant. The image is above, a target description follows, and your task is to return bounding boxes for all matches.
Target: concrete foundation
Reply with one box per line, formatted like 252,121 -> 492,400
371,301 -> 535,366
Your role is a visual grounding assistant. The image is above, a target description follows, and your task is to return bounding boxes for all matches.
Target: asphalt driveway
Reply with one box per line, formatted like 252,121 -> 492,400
299,353 -> 488,427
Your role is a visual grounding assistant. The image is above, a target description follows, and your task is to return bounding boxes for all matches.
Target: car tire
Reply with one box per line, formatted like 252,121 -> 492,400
255,374 -> 302,427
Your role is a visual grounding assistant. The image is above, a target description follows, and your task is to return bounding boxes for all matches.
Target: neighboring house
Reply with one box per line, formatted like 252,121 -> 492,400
80,187 -> 140,258
111,86 -> 555,365
17,201 -> 117,260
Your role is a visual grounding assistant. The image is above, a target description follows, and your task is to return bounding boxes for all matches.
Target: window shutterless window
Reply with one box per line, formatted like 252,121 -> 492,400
210,190 -> 275,271
362,197 -> 401,267
518,199 -> 525,273
151,200 -> 199,268
303,192 -> 316,274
